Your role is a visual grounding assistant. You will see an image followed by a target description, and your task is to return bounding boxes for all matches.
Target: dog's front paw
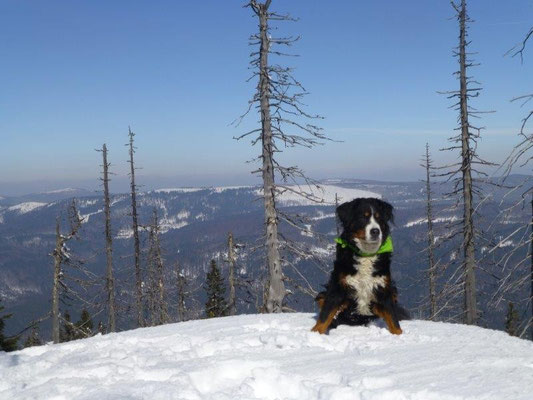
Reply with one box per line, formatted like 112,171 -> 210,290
311,321 -> 328,334
389,327 -> 403,335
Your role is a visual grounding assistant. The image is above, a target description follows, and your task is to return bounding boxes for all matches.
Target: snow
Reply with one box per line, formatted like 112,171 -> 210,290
79,209 -> 103,223
154,188 -> 205,194
404,216 -> 459,228
2,314 -> 532,400
42,188 -> 77,194
257,185 -> 380,207
7,202 -> 47,214
213,186 -> 253,193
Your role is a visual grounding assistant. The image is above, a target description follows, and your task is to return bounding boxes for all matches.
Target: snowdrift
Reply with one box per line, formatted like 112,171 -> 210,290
1,313 -> 532,400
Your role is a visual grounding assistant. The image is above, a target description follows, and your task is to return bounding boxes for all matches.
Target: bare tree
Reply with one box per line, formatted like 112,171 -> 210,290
237,0 -> 326,313
51,201 -> 83,343
176,264 -> 188,322
227,232 -> 237,316
437,0 -> 494,325
96,144 -> 116,332
491,23 -> 533,339
126,127 -> 143,327
146,208 -> 168,326
422,143 -> 437,320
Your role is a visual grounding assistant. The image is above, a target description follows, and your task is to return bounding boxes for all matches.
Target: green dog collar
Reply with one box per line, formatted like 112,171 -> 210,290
335,236 -> 393,257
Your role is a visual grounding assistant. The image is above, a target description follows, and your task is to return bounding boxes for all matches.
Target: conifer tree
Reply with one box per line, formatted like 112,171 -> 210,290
75,309 -> 94,339
60,311 -> 75,343
205,260 -> 228,318
505,302 -> 520,337
0,299 -> 18,352
24,326 -> 42,348
176,265 -> 188,322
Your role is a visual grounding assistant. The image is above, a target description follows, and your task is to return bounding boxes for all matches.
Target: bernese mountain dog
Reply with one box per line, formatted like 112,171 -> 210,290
311,197 -> 409,335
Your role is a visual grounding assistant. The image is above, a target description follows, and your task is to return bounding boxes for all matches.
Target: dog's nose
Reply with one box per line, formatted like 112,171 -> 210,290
370,228 -> 380,238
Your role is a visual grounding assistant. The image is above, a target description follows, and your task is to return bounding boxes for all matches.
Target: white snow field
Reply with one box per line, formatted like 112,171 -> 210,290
1,313 -> 532,400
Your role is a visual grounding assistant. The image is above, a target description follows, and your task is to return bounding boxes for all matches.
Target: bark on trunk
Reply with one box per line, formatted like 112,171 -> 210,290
228,232 -> 236,316
51,220 -> 61,344
458,0 -> 477,325
257,2 -> 285,313
102,144 -> 116,332
424,143 -> 437,320
177,266 -> 186,322
128,128 -> 144,327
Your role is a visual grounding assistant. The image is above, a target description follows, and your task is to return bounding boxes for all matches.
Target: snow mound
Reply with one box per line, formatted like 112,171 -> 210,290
4,314 -> 533,400
7,202 -> 47,214
1,314 -> 532,400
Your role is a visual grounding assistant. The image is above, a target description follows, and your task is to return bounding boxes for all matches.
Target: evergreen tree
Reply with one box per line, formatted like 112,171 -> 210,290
505,302 -> 520,337
74,309 -> 93,339
205,259 -> 228,318
24,326 -> 42,348
0,299 -> 18,352
60,311 -> 75,343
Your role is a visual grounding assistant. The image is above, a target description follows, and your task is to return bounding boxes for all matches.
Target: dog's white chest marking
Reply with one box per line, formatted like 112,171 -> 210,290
345,256 -> 386,316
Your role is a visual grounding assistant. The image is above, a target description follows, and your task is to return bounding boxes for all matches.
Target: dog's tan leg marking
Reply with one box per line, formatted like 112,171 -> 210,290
372,305 -> 403,335
316,296 -> 325,310
311,302 -> 348,334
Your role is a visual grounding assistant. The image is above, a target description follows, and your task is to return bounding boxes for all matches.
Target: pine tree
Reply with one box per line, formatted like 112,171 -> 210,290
60,311 -> 75,343
23,326 -> 42,348
0,299 -> 18,352
75,309 -> 94,339
505,302 -> 520,337
205,260 -> 228,318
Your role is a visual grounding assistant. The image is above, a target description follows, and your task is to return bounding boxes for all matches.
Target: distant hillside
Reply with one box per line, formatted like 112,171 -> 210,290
0,178 -> 529,338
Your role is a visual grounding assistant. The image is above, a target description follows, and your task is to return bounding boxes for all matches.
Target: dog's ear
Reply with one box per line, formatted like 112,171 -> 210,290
336,199 -> 360,228
376,199 -> 394,224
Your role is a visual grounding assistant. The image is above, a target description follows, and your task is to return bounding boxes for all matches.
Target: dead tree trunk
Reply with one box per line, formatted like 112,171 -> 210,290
257,0 -> 284,313
127,127 -> 143,327
51,220 -> 61,344
50,202 -> 83,344
239,1 -> 327,312
100,144 -> 116,332
228,232 -> 237,316
176,265 -> 187,322
438,0 -> 493,325
147,209 -> 167,326
422,143 -> 437,320
457,0 -> 477,325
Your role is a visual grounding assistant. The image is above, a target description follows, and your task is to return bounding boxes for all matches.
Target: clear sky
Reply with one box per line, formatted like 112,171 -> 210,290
1,1 -> 533,194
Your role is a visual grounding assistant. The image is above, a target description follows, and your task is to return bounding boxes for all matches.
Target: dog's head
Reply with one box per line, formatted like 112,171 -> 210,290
336,198 -> 394,254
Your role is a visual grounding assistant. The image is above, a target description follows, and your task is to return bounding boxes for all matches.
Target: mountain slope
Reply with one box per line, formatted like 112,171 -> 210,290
1,314 -> 532,400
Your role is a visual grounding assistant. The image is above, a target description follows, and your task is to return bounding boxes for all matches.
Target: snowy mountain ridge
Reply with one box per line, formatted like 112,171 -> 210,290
1,313 -> 532,400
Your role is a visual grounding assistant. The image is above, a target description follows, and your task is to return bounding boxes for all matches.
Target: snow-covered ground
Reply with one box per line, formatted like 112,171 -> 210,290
1,314 -> 532,400
6,202 -> 47,215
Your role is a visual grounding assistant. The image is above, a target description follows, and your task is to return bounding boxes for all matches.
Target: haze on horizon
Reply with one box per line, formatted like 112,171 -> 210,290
1,1 -> 532,196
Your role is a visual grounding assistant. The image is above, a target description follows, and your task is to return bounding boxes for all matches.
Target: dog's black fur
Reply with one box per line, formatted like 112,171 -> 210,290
311,198 -> 409,335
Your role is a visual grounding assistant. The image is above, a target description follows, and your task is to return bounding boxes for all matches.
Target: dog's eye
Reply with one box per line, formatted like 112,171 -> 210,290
375,213 -> 380,219
364,212 -> 370,218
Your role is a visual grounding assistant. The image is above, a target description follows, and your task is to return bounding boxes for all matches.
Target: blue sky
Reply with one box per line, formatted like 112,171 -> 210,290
1,1 -> 532,194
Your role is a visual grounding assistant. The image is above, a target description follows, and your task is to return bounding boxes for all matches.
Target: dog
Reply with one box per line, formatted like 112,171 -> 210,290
311,197 -> 409,335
